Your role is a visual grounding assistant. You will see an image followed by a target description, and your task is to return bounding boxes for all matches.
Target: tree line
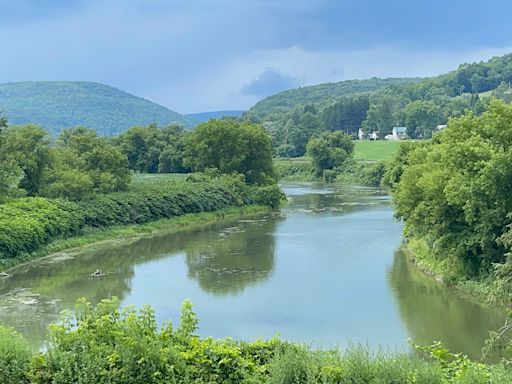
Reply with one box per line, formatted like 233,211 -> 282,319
0,117 -> 276,202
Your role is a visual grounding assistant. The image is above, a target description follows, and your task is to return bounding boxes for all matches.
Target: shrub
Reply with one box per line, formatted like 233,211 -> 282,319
251,184 -> 286,209
0,174 -> 282,260
78,174 -> 254,228
28,298 -> 185,384
335,160 -> 387,187
322,169 -> 337,183
0,198 -> 83,259
0,326 -> 32,384
267,344 -> 318,384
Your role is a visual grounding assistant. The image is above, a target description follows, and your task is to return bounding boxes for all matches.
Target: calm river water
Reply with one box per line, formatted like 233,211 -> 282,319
0,183 -> 505,358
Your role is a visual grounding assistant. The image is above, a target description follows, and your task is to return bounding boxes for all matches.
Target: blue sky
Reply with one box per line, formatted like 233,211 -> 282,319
1,0 -> 512,113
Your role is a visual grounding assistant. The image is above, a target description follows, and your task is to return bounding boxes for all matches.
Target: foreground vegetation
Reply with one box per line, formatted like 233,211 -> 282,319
1,298 -> 512,384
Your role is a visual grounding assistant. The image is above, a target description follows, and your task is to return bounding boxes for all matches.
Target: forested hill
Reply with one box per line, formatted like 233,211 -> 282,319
245,53 -> 512,156
245,53 -> 512,126
244,77 -> 422,121
0,81 -> 192,136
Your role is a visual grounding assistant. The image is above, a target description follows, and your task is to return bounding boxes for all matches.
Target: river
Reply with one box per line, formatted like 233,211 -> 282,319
0,183 -> 505,359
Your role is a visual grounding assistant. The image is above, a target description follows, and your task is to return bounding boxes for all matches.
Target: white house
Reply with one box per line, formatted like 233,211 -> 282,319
436,124 -> 447,131
358,129 -> 379,140
392,127 -> 407,140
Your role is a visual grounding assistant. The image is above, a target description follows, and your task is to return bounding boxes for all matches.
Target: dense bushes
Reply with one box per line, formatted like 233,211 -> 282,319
0,198 -> 83,259
274,158 -> 314,181
0,174 -> 285,261
78,175 -> 254,228
336,161 -> 386,187
249,184 -> 286,209
3,298 -> 512,383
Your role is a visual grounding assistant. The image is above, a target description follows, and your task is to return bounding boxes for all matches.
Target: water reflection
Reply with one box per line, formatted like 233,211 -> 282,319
388,249 -> 506,360
0,213 -> 279,343
283,183 -> 390,215
185,217 -> 278,296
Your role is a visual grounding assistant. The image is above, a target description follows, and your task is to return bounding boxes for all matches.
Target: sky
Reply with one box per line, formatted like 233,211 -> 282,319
1,0 -> 512,113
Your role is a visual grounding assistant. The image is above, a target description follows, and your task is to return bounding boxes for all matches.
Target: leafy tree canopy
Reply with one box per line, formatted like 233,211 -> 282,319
307,131 -> 354,176
390,100 -> 512,279
43,127 -> 131,200
184,119 -> 274,184
116,123 -> 188,174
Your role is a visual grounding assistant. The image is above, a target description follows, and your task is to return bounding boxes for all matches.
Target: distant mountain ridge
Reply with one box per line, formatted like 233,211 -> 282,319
0,81 -> 193,136
185,110 -> 244,125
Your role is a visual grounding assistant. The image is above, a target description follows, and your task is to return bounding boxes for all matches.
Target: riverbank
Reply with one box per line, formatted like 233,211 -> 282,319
0,205 -> 270,272
403,238 -> 511,308
274,156 -> 386,186
0,174 -> 285,271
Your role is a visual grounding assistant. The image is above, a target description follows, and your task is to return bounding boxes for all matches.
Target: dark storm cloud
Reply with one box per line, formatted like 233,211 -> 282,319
0,0 -> 512,112
241,68 -> 298,97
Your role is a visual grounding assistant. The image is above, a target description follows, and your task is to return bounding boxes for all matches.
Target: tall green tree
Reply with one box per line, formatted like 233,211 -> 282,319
2,124 -> 51,196
184,119 -> 274,184
404,100 -> 445,138
320,95 -> 370,134
290,111 -> 324,156
0,117 -> 23,202
117,123 -> 187,173
44,127 -> 130,199
362,95 -> 396,138
306,131 -> 354,176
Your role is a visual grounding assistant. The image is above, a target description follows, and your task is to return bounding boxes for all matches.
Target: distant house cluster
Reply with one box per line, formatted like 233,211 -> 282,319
358,126 -> 408,141
357,123 -> 450,141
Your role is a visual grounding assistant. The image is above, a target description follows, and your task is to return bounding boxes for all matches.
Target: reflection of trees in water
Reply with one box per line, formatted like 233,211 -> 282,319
0,214 -> 278,344
185,217 -> 280,296
0,244 -> 139,344
388,249 -> 505,360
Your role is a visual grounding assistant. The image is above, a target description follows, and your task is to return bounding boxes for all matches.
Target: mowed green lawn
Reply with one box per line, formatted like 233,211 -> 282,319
354,140 -> 403,161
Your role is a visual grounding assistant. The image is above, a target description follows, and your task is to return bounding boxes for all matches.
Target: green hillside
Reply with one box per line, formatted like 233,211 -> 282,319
0,81 -> 192,136
244,77 -> 422,121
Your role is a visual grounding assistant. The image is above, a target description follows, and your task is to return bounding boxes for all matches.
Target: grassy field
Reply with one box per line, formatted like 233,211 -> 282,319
354,140 -> 403,161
